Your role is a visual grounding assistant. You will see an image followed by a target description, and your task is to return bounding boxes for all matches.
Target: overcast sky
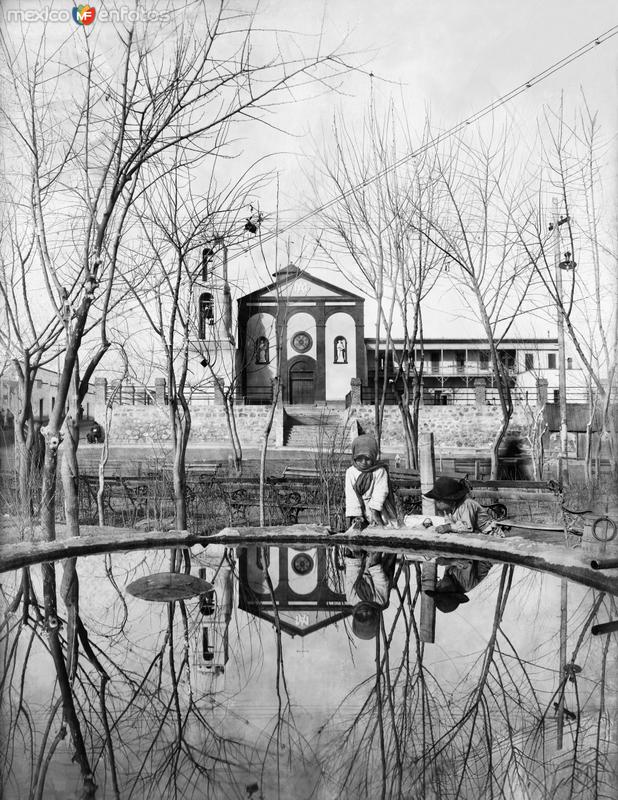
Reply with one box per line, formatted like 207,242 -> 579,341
3,0 -> 617,346
223,1 -> 618,338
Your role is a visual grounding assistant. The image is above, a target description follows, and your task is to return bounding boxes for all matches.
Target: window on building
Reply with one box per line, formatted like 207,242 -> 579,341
334,336 -> 347,364
524,353 -> 534,371
201,247 -> 214,282
553,389 -> 560,404
479,351 -> 490,370
255,336 -> 270,364
567,357 -> 573,370
199,293 -> 214,338
431,352 -> 440,374
202,628 -> 214,661
548,353 -> 556,370
455,350 -> 465,373
500,350 -> 516,371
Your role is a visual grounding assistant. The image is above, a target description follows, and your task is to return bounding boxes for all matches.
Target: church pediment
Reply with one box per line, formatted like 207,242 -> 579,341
241,269 -> 363,304
262,277 -> 340,299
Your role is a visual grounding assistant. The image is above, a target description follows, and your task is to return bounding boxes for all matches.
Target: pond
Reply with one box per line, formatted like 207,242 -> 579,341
1,543 -> 616,799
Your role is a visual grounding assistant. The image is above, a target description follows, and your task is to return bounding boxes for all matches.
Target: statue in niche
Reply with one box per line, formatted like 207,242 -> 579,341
255,336 -> 269,364
334,336 -> 347,364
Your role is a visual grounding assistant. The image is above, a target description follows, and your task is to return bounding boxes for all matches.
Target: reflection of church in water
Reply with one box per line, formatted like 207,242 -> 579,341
190,545 -> 349,696
238,546 -> 349,636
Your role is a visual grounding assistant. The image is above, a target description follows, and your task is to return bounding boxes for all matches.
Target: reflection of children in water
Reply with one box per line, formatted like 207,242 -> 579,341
344,551 -> 397,639
422,476 -> 500,613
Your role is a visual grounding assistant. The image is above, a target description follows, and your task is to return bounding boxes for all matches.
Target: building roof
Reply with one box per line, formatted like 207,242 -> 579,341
239,265 -> 364,303
365,338 -> 559,348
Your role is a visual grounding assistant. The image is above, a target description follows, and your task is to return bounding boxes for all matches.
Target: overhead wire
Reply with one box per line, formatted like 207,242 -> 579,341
229,25 -> 618,262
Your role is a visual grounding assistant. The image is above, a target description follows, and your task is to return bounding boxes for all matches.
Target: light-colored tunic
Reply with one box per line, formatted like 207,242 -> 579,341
345,465 -> 389,518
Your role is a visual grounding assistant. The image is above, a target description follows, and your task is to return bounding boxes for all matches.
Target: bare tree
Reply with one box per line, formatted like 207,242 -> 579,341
314,100 -> 441,464
515,95 -> 617,481
415,124 -> 536,479
1,8 -> 350,794
0,0 -> 350,544
128,152 -> 268,528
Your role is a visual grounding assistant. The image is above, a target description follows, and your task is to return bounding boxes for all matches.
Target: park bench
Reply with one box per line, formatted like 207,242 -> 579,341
388,467 -> 420,487
280,465 -> 322,482
78,474 -> 156,522
186,461 -> 222,477
454,457 -> 492,480
280,464 -> 421,485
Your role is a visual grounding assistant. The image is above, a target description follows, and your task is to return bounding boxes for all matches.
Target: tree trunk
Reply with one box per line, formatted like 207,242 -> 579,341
172,424 -> 188,531
14,378 -> 38,520
60,416 -> 80,538
41,562 -> 96,798
15,418 -> 34,519
259,379 -> 280,526
40,445 -> 59,542
223,393 -> 242,476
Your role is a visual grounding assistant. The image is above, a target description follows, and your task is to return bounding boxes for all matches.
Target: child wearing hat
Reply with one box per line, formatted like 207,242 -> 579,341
423,476 -> 501,537
422,476 -> 499,611
345,434 -> 397,528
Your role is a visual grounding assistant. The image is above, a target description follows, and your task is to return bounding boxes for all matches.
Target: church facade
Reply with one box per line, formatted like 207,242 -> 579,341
194,263 -> 569,408
236,265 -> 366,405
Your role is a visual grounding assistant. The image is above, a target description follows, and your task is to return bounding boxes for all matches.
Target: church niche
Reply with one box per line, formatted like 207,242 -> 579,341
255,336 -> 270,364
334,336 -> 347,364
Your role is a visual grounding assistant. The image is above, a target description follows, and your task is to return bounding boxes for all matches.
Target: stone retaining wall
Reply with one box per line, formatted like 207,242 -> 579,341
348,404 -> 528,453
105,401 -> 527,455
107,404 -> 282,447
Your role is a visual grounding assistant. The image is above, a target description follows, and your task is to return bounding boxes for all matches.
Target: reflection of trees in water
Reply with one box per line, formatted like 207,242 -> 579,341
253,546 -> 321,797
316,563 -> 617,800
0,553 -> 266,799
1,552 -> 616,799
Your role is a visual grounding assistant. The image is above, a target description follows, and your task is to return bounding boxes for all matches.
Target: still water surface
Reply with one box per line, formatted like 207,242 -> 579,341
1,544 -> 616,799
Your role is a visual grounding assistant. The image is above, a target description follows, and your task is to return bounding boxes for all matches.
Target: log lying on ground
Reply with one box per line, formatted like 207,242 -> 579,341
0,524 -> 616,595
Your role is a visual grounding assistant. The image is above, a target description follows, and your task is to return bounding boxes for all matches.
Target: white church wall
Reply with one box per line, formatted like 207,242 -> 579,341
245,312 -> 278,387
325,312 -> 356,402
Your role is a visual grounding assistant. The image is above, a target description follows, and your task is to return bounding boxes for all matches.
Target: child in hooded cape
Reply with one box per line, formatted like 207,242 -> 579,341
344,434 -> 398,529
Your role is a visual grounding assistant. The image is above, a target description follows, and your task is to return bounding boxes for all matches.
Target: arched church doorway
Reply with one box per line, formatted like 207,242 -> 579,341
288,357 -> 315,404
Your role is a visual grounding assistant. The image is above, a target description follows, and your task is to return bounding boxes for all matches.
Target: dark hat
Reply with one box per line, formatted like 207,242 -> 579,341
424,589 -> 470,613
423,476 -> 468,502
424,572 -> 469,613
352,601 -> 381,639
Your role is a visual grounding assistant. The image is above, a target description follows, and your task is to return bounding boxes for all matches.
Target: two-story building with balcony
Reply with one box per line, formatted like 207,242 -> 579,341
188,261 -> 587,409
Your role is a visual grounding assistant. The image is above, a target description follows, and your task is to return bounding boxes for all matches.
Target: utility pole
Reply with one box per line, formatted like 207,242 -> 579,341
552,198 -> 569,485
552,199 -> 570,750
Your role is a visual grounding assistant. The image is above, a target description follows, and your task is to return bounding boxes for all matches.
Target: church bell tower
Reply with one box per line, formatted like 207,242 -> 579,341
195,240 -> 236,396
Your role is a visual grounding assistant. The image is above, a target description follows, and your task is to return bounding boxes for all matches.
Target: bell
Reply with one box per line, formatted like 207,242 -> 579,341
559,251 -> 576,270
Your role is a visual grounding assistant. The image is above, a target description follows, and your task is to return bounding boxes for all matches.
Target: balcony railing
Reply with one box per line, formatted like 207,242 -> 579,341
420,362 -> 515,377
